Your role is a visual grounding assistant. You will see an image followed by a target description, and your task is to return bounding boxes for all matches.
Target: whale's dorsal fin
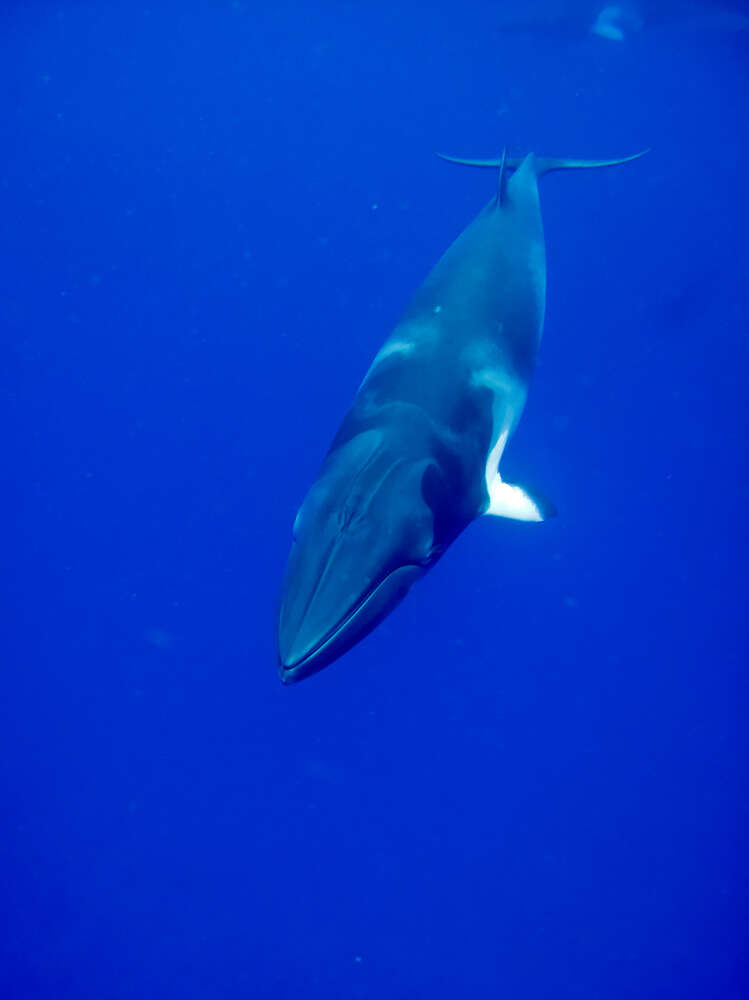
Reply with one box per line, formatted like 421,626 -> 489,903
496,146 -> 508,205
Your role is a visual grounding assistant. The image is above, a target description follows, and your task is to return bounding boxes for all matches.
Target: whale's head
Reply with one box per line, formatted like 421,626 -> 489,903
276,428 -> 455,684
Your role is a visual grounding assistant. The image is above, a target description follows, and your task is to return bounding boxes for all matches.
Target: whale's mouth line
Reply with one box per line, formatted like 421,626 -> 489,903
279,565 -> 419,680
280,575 -> 384,673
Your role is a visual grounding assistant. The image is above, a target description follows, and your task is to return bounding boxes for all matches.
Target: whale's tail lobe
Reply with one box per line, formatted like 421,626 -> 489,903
437,149 -> 649,177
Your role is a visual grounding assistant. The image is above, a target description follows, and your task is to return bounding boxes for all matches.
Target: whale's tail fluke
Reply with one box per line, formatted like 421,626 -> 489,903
437,149 -> 649,177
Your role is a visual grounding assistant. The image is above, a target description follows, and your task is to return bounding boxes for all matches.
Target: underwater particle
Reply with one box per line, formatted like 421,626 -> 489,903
144,626 -> 174,650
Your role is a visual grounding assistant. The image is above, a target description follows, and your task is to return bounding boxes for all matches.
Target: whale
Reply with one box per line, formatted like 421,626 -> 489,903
276,148 -> 645,684
489,1 -> 749,42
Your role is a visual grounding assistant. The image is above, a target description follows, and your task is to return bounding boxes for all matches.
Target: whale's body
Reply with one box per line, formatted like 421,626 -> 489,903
276,150 -> 644,684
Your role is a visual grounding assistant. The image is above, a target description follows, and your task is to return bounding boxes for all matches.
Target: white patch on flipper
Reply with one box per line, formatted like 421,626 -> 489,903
471,368 -> 526,503
485,428 -> 509,503
475,378 -> 545,521
486,477 -> 544,522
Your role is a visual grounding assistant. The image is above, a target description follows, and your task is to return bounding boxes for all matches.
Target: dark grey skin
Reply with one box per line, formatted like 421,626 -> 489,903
276,150 -> 645,684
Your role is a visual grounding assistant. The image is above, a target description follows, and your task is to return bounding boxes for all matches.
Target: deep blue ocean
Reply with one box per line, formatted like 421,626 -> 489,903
2,2 -> 747,997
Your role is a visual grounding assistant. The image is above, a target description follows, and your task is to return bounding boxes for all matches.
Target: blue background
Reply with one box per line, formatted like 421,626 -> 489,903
2,2 -> 747,997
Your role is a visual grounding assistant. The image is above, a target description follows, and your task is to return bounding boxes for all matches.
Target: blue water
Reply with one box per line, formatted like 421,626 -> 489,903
2,2 -> 747,997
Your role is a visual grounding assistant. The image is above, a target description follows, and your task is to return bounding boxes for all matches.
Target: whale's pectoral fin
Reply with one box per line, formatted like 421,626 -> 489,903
486,476 -> 557,522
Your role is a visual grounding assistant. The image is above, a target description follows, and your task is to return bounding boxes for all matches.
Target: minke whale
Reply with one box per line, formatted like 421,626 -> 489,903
490,1 -> 749,42
276,148 -> 645,684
